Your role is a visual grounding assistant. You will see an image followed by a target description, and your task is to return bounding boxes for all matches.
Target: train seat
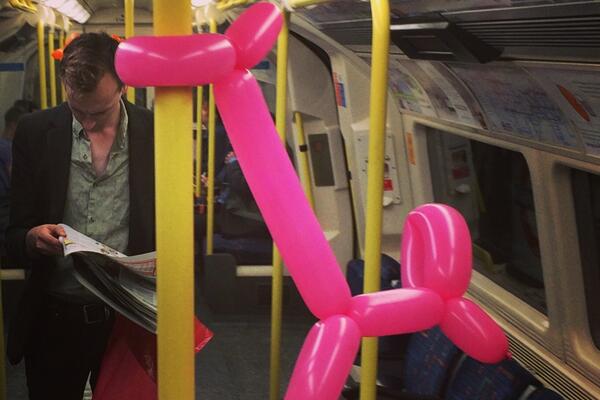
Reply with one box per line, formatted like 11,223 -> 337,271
444,356 -> 540,400
525,387 -> 564,400
212,234 -> 272,265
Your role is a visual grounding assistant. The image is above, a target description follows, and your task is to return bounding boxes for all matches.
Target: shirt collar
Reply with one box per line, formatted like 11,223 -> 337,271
71,98 -> 129,150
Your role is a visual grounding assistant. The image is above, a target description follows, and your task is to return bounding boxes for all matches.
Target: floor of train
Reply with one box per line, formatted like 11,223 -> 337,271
4,289 -> 316,399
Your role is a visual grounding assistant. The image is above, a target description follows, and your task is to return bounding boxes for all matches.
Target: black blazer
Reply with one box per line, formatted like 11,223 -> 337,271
5,101 -> 155,364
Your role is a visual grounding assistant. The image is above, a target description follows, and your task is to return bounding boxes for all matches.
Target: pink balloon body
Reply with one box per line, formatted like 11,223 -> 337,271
115,35 -> 236,87
440,298 -> 509,363
349,288 -> 444,337
401,204 -> 472,299
214,70 -> 352,319
285,315 -> 361,400
224,2 -> 283,70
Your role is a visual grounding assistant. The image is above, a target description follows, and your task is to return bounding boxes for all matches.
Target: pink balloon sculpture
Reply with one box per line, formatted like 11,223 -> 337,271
115,3 -> 509,398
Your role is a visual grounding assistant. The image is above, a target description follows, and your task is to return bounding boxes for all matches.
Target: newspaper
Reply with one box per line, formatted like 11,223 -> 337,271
60,224 -> 158,333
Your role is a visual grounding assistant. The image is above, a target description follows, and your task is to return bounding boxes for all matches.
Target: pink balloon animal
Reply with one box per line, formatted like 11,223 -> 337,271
115,3 -> 509,399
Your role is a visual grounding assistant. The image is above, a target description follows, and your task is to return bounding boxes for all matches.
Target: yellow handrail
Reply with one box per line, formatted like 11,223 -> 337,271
360,0 -> 390,399
8,0 -> 36,12
48,27 -> 57,107
293,111 -> 315,209
269,9 -> 289,400
125,0 -> 136,103
153,0 -> 194,399
59,30 -> 66,103
195,85 -> 204,198
37,21 -> 48,110
205,19 -> 218,255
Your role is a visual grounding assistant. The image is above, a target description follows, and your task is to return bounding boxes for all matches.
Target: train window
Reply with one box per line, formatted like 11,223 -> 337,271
571,169 -> 600,349
426,128 -> 546,314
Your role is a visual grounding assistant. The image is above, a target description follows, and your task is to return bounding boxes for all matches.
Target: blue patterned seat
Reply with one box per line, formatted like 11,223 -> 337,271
444,356 -> 540,400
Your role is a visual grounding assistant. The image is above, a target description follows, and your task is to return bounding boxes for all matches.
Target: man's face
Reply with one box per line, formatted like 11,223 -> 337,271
66,73 -> 125,132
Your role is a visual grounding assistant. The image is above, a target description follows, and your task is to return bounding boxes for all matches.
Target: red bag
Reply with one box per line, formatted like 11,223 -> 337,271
93,314 -> 213,399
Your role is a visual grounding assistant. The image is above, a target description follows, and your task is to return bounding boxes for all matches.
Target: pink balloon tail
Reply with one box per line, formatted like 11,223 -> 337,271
349,288 -> 444,337
285,316 -> 361,400
440,298 -> 509,364
225,2 -> 283,70
115,35 -> 236,87
214,70 -> 351,319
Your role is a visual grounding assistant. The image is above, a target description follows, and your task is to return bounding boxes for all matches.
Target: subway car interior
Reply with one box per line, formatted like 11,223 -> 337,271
1,0 -> 600,399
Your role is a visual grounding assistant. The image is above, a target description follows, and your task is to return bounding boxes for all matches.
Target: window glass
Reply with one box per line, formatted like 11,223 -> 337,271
426,128 -> 546,313
571,169 -> 600,349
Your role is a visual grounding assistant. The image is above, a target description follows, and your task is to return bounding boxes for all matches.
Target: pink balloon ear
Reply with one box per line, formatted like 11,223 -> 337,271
225,2 -> 282,69
401,204 -> 472,299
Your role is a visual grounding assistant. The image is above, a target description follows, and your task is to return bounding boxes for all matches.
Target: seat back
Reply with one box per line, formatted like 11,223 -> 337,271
402,326 -> 462,396
526,387 -> 564,400
444,356 -> 539,400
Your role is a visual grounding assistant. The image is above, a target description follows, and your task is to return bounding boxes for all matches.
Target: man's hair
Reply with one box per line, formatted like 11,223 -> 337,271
59,32 -> 123,93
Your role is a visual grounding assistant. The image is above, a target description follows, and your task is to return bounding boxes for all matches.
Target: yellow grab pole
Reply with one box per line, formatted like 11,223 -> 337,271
195,85 -> 204,198
153,1 -> 194,399
124,0 -> 135,103
37,20 -> 47,110
205,19 -> 217,255
360,0 -> 390,399
292,112 -> 314,209
48,27 -> 57,107
59,30 -> 65,102
269,9 -> 289,400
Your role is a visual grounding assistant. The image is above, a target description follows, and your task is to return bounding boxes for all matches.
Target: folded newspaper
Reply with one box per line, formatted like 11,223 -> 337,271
60,224 -> 158,333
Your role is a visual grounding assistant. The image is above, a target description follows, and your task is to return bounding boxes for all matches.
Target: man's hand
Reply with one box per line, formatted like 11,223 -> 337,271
25,224 -> 67,257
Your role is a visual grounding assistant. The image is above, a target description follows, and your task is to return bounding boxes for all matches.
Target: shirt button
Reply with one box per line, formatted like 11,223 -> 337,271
83,154 -> 88,160
89,217 -> 94,223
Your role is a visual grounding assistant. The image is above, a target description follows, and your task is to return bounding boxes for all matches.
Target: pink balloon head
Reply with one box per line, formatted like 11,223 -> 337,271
401,204 -> 472,299
225,2 -> 283,70
440,298 -> 509,363
115,35 -> 236,87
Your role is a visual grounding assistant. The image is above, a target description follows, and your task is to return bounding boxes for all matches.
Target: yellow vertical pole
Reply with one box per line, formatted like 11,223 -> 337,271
205,19 -> 217,255
59,30 -> 65,103
360,0 -> 390,399
48,27 -> 57,107
124,0 -> 136,103
269,9 -> 289,400
195,85 -> 204,198
292,111 -> 314,209
153,1 -> 194,399
37,20 -> 47,110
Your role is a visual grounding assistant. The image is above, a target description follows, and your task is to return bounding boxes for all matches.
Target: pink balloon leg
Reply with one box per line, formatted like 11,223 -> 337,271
115,35 -> 236,87
440,298 -> 509,363
214,70 -> 351,319
349,288 -> 444,337
285,315 -> 361,400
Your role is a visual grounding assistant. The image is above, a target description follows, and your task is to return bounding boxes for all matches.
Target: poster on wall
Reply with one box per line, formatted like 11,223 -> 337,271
385,56 -> 437,117
449,64 -> 579,150
406,60 -> 487,128
527,67 -> 600,157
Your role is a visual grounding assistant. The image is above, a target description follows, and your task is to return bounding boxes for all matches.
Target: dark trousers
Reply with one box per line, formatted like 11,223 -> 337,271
24,296 -> 114,400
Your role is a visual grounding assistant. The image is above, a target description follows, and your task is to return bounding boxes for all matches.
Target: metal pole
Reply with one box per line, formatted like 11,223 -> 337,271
125,0 -> 136,103
205,19 -> 217,255
153,0 -> 194,399
359,0 -> 390,399
37,20 -> 47,109
269,9 -> 289,400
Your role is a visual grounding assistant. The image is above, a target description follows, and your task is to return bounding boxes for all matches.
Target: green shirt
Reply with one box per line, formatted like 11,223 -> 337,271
48,100 -> 130,302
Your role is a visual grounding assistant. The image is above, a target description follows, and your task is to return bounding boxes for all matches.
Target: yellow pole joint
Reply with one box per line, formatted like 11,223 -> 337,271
37,20 -> 47,110
153,1 -> 194,399
360,0 -> 390,399
293,111 -> 315,209
125,0 -> 136,103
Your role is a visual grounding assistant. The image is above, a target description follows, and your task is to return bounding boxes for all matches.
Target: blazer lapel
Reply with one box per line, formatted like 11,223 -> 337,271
125,101 -> 155,253
46,103 -> 73,223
